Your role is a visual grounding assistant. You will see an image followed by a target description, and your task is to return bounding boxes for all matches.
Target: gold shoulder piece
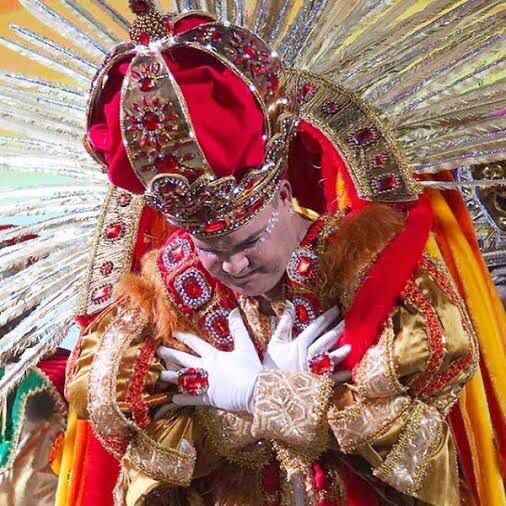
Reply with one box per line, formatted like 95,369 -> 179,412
285,69 -> 421,203
77,186 -> 144,316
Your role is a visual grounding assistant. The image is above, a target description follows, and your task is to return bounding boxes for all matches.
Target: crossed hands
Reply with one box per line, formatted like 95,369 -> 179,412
157,302 -> 351,414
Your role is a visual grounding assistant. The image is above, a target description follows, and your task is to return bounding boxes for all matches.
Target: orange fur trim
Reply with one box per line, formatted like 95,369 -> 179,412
318,204 -> 405,308
115,249 -> 192,350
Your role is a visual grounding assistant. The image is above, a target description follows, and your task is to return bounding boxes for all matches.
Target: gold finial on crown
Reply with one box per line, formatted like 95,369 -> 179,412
128,0 -> 173,45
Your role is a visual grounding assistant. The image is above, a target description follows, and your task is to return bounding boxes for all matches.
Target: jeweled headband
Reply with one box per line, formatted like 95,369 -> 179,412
85,0 -> 295,238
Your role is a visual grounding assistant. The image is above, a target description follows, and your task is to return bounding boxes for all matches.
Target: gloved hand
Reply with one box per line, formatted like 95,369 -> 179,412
157,308 -> 261,413
263,301 -> 351,382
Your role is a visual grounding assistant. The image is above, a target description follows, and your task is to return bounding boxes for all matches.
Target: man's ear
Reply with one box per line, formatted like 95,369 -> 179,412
279,180 -> 293,205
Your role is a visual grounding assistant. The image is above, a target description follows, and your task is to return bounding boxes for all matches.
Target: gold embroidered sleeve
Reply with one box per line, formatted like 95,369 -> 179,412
117,408 -> 210,506
66,305 -> 161,422
87,307 -> 197,494
251,369 -> 333,450
353,257 -> 477,402
196,407 -> 272,469
66,306 -> 119,420
328,257 -> 478,505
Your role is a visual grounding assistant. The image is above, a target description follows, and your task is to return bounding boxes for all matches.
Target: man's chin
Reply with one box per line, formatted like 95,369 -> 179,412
226,276 -> 281,297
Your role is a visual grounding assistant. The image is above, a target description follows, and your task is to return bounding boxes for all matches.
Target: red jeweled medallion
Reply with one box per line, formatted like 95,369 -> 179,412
349,127 -> 379,147
91,284 -> 113,304
162,237 -> 192,271
100,261 -> 114,276
142,111 -> 161,131
287,249 -> 318,284
104,222 -> 124,241
204,308 -> 233,351
177,368 -> 209,395
308,352 -> 334,376
174,268 -> 212,309
292,296 -> 317,333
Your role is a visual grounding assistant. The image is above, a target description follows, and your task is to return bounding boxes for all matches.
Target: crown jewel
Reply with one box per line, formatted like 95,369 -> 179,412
86,4 -> 289,237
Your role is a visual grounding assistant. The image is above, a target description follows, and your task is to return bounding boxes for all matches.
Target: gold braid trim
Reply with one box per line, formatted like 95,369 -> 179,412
374,401 -> 443,495
353,319 -> 405,399
328,396 -> 413,454
196,407 -> 272,469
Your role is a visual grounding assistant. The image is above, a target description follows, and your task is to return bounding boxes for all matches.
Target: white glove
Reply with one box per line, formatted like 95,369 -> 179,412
263,301 -> 351,382
157,308 -> 261,413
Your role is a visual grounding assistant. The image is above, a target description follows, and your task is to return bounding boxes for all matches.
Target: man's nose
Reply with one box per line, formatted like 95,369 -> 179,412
221,253 -> 249,276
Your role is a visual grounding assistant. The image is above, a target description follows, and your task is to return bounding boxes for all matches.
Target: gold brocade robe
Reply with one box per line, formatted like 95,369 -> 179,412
66,212 -> 478,506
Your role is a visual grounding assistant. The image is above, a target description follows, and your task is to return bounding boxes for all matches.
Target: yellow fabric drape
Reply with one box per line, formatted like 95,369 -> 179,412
54,409 -> 78,506
425,189 -> 506,506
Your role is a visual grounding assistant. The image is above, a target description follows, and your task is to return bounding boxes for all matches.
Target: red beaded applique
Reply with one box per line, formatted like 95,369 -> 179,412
418,257 -> 476,396
126,338 -> 157,428
402,279 -> 445,394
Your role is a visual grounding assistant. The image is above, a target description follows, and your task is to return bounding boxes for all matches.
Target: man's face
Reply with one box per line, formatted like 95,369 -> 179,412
191,185 -> 298,297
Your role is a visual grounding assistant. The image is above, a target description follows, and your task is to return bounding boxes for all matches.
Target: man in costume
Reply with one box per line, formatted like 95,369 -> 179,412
2,0 -> 506,505
64,5 -> 480,505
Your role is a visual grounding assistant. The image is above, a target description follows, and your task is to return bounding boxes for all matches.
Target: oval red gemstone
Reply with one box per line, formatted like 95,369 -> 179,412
213,316 -> 230,339
105,222 -> 124,240
309,353 -> 333,376
244,46 -> 257,58
142,111 -> 161,131
139,31 -> 150,45
91,284 -> 113,304
204,221 -> 227,234
178,368 -> 208,395
131,0 -> 149,14
351,127 -> 378,146
247,197 -> 265,214
376,175 -> 398,191
301,82 -> 316,101
183,278 -> 203,299
100,261 -> 114,275
372,154 -> 387,168
155,155 -> 179,173
296,304 -> 310,324
117,193 -> 132,207
139,77 -> 154,92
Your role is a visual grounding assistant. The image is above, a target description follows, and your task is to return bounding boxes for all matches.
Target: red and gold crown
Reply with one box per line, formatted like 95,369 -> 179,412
85,0 -> 295,237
